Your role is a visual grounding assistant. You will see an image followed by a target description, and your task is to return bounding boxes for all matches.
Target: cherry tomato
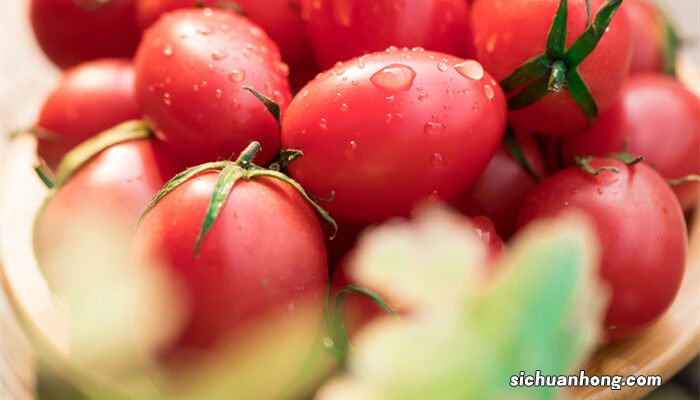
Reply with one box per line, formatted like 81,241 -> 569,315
282,49 -> 507,224
517,158 -> 687,341
136,0 -> 317,88
131,171 -> 327,365
35,59 -> 141,170
471,0 -> 631,135
625,0 -> 676,75
456,131 -> 546,238
35,139 -> 184,296
134,8 -> 291,165
331,213 -> 504,336
301,0 -> 474,70
30,0 -> 140,69
562,74 -> 700,210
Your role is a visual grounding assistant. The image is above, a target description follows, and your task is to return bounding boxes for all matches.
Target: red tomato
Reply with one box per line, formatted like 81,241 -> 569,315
517,158 -> 687,341
30,0 -> 140,69
136,0 -> 317,88
131,171 -> 327,365
134,8 -> 291,165
331,213 -> 504,336
456,131 -> 546,238
562,75 -> 700,210
471,0 -> 631,135
625,0 -> 674,75
301,0 -> 474,70
35,139 -> 184,296
282,49 -> 507,224
35,59 -> 141,170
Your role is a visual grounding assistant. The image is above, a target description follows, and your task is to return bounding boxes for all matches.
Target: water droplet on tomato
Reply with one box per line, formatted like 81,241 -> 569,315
163,45 -> 173,56
345,140 -> 358,158
484,85 -> 495,100
229,69 -> 246,82
455,60 -> 484,80
163,93 -> 172,106
211,50 -> 228,60
431,153 -> 447,168
340,103 -> 349,112
424,121 -> 445,136
230,100 -> 240,110
332,0 -> 354,27
446,88 -> 455,97
207,63 -> 215,71
215,89 -> 223,99
202,7 -> 213,17
418,93 -> 429,103
437,62 -> 448,72
370,64 -> 416,92
319,118 -> 328,129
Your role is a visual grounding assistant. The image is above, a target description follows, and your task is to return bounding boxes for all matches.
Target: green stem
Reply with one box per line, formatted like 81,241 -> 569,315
548,61 -> 567,92
34,164 -> 56,189
235,141 -> 262,167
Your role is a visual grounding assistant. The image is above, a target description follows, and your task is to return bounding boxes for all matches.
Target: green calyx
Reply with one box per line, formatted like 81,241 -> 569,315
500,0 -> 624,125
323,284 -> 398,361
503,126 -> 542,182
574,151 -> 643,176
660,11 -> 679,76
139,141 -> 338,259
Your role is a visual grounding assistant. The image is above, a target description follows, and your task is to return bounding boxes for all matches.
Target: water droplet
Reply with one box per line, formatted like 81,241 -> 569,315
455,60 -> 484,80
147,85 -> 155,92
211,50 -> 228,60
207,63 -> 215,71
332,0 -> 354,27
192,84 -> 199,92
202,7 -> 213,17
472,103 -> 479,112
163,45 -> 173,56
424,121 -> 445,136
163,93 -> 172,106
198,25 -> 209,35
345,140 -> 358,158
597,187 -> 604,195
484,85 -> 495,100
230,100 -> 240,110
418,93 -> 429,103
319,118 -> 328,129
431,153 -> 447,168
386,95 -> 395,104
340,103 -> 349,112
215,89 -> 223,99
446,88 -> 455,97
370,64 -> 416,92
355,59 -> 366,69
278,63 -> 290,76
229,69 -> 246,82
443,103 -> 452,111
437,62 -> 448,72
386,46 -> 399,53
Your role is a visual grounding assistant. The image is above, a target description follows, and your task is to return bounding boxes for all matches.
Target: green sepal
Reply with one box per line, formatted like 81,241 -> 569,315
585,0 -> 592,26
565,68 -> 598,124
507,73 -> 551,110
667,175 -> 700,186
34,163 -> 56,189
54,120 -> 152,187
243,86 -> 281,130
574,155 -> 620,175
503,127 -> 542,182
546,0 -> 568,59
195,164 -> 246,258
661,12 -> 679,76
269,149 -> 304,172
563,0 -> 624,67
608,151 -> 644,166
500,55 -> 549,94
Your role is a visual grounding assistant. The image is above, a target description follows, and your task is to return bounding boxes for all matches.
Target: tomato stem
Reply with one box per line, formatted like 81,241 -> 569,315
235,141 -> 262,168
548,61 -> 567,93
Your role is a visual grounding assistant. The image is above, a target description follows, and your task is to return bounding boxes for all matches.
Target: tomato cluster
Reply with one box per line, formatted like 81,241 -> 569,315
28,0 -> 697,385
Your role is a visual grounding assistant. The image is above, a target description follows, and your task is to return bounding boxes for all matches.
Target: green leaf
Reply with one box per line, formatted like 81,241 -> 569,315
565,69 -> 598,124
564,0 -> 624,67
546,0 -> 568,59
138,162 -> 227,226
500,55 -> 549,94
507,73 -> 551,110
54,120 -> 152,186
243,86 -> 281,130
503,127 -> 542,182
195,163 -> 246,257
661,13 -> 679,76
247,169 -> 338,239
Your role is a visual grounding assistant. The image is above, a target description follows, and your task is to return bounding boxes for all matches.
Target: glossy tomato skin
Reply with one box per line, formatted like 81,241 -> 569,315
36,139 -> 184,295
331,213 -> 504,336
36,59 -> 141,170
456,131 -> 546,238
301,0 -> 474,70
625,0 -> 669,74
136,0 -> 316,88
562,75 -> 700,210
471,0 -> 631,135
282,49 -> 507,224
30,0 -> 140,69
517,159 -> 687,341
134,9 -> 291,165
131,172 -> 327,363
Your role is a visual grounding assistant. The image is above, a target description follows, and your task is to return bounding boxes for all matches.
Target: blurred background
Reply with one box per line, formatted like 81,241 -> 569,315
1,1 -> 698,399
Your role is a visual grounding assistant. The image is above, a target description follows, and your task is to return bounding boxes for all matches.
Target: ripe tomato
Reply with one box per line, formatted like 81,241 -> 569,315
331,213 -> 504,336
35,59 -> 141,170
456,131 -> 546,238
35,139 -> 184,296
134,8 -> 291,165
282,49 -> 507,224
30,0 -> 140,69
625,0 -> 676,75
471,0 -> 631,135
301,0 -> 473,70
131,170 -> 328,365
562,75 -> 700,210
517,158 -> 687,341
136,0 -> 316,88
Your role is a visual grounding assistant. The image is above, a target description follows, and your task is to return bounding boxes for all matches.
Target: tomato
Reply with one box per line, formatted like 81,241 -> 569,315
456,131 -> 546,238
562,75 -> 700,210
30,0 -> 140,69
134,8 -> 291,165
625,0 -> 676,75
282,49 -> 507,224
35,59 -> 141,170
136,0 -> 317,88
516,158 -> 687,341
301,0 -> 473,70
131,170 -> 327,365
331,213 -> 504,336
471,0 -> 631,135
35,139 -> 184,296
